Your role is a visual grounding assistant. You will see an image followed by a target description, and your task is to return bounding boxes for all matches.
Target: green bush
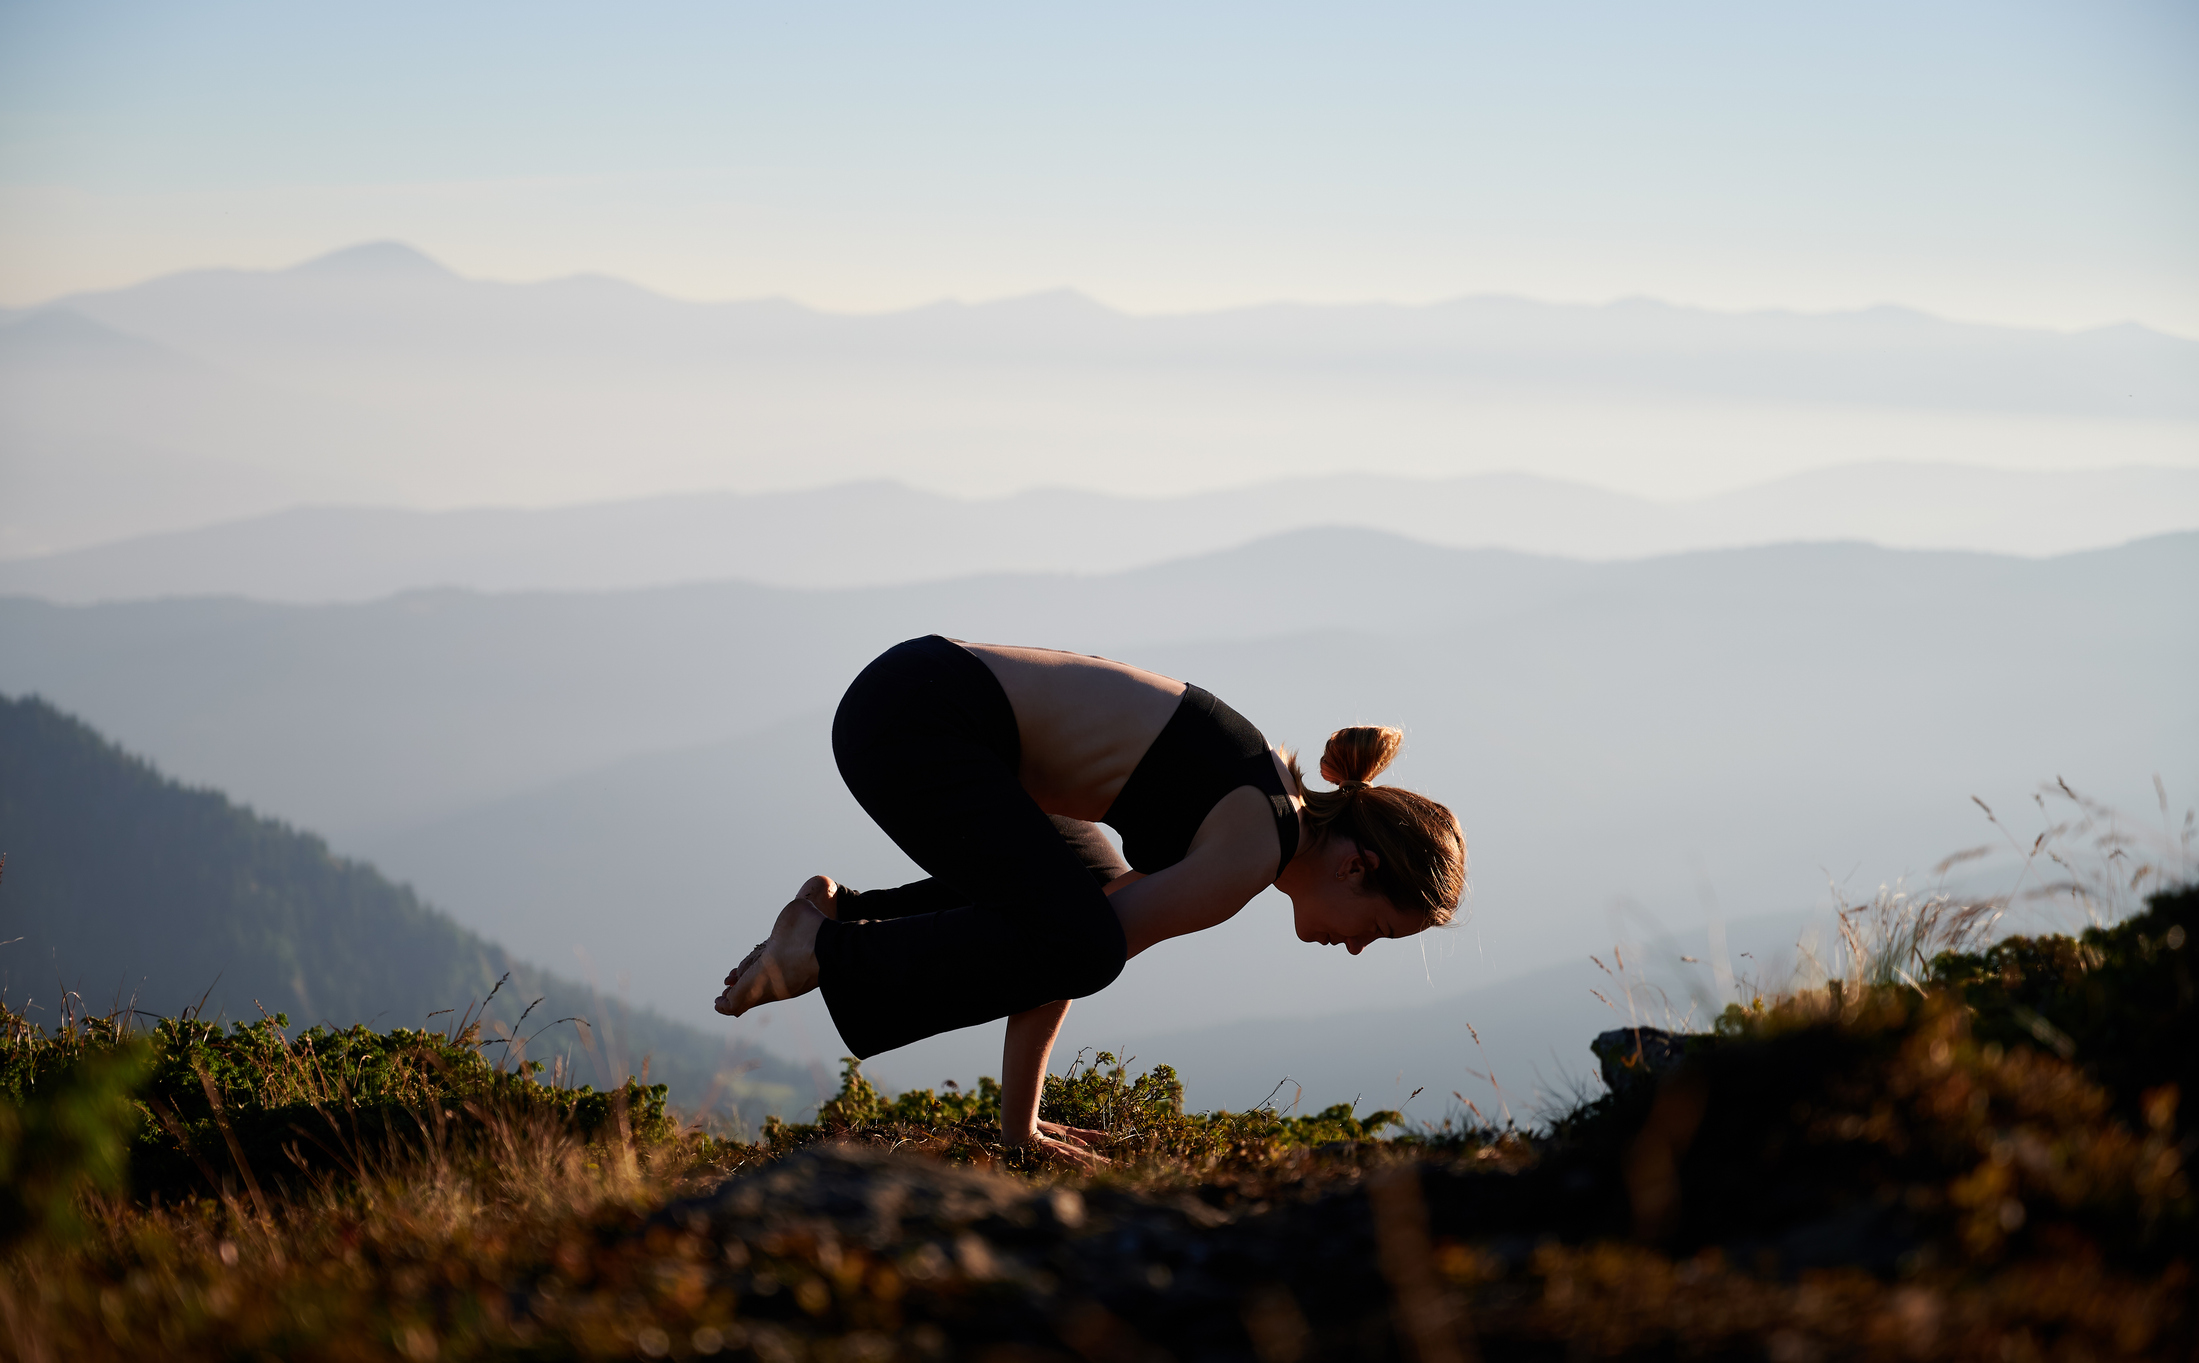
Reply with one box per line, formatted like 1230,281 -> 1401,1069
763,1049 -> 1404,1168
0,1001 -> 671,1206
1931,881 -> 2195,1139
0,1029 -> 150,1245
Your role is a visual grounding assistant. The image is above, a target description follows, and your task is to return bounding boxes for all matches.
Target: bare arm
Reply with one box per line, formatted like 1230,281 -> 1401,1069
1106,786 -> 1282,957
991,851 -> 1255,1163
995,861 -> 1185,1165
1000,998 -> 1070,1140
993,791 -> 1283,1161
999,1001 -> 1112,1166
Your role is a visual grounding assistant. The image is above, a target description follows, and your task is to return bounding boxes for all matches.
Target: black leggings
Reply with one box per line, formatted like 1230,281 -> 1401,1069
813,636 -> 1131,1058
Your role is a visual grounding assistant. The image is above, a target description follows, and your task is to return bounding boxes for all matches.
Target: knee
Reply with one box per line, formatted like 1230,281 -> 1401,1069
1061,947 -> 1126,1000
1048,901 -> 1127,999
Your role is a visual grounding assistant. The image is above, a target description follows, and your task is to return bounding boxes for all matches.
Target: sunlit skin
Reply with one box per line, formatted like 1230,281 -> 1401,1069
714,641 -> 1435,1167
1276,836 -> 1422,954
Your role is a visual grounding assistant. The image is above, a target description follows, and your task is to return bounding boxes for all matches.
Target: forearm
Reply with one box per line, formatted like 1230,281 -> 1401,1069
999,998 -> 1071,1141
1109,862 -> 1259,959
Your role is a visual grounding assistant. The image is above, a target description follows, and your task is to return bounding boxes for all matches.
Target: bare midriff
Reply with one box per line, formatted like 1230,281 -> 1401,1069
956,641 -> 1188,821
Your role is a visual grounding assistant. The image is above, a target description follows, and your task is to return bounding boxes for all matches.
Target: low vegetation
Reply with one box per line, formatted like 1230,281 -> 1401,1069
0,994 -> 671,1240
0,694 -> 809,1123
762,1052 -> 1409,1174
2,877 -> 2193,1359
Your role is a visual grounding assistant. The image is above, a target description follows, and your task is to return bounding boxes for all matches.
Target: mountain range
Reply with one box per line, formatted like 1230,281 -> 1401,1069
4,241 -> 2193,561
4,463 -> 2197,603
5,528 -> 2189,1107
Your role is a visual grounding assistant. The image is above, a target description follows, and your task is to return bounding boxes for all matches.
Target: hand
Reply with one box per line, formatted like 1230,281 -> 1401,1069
1039,1120 -> 1109,1148
1006,1121 -> 1111,1170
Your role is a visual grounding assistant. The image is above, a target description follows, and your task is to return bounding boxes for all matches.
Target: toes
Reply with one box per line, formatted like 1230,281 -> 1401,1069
727,953 -> 788,1015
721,911 -> 822,1017
725,942 -> 767,987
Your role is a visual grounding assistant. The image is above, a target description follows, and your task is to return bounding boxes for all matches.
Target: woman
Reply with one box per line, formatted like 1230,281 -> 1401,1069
716,635 -> 1465,1165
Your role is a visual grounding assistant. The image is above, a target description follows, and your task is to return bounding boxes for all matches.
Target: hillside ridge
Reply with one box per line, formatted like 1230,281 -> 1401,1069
0,694 -> 813,1122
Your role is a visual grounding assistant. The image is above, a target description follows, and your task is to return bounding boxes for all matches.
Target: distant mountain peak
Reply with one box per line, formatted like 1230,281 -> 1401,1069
0,307 -> 200,368
289,242 -> 456,280
904,288 -> 1117,320
1,307 -> 150,348
2076,320 -> 2194,346
991,287 -> 1111,312
1603,295 -> 1685,315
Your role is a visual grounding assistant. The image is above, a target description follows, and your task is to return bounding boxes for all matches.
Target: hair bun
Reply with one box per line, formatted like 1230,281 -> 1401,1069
1318,725 -> 1403,788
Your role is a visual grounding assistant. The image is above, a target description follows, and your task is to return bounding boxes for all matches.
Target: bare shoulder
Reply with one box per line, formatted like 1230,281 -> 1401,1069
956,640 -> 1185,694
1112,790 -> 1286,956
1189,785 -> 1297,889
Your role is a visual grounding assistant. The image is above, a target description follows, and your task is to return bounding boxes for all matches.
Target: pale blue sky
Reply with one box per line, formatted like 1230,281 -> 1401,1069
2,1 -> 2194,330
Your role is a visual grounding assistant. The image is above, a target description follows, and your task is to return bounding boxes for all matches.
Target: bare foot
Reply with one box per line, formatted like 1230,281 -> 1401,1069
797,874 -> 848,920
721,941 -> 766,994
715,898 -> 825,1016
715,937 -> 771,1014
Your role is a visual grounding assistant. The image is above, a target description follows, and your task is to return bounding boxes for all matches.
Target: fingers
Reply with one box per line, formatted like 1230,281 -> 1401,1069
1037,1121 -> 1109,1147
1033,1133 -> 1110,1170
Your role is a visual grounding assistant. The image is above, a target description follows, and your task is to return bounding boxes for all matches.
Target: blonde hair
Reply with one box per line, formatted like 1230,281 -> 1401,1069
1286,725 -> 1466,926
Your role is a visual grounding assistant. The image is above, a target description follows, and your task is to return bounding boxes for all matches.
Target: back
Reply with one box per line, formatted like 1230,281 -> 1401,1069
954,641 -> 1186,820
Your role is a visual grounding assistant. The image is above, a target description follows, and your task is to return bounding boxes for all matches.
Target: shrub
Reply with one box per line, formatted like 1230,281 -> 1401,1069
0,997 -> 672,1207
0,1027 -> 149,1245
762,1049 -> 1408,1172
1931,880 -> 2195,1140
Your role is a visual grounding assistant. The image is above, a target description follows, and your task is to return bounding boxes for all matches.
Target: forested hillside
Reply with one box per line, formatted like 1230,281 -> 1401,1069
0,694 -> 812,1121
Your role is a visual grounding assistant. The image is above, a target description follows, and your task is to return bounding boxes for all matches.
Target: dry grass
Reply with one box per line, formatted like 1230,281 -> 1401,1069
1830,887 -> 2002,990
1,1110 -> 759,1363
1962,775 -> 2195,935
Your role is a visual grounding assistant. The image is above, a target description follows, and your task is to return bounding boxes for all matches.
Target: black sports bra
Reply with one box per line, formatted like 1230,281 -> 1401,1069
1102,684 -> 1301,878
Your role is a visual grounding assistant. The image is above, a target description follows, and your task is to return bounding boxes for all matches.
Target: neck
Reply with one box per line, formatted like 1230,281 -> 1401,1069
1274,831 -> 1323,892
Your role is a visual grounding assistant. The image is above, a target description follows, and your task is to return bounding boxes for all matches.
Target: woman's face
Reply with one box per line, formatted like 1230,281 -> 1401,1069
1287,837 -> 1427,954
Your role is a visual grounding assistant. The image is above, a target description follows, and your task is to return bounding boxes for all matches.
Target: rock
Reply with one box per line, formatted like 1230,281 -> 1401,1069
1591,1027 -> 1688,1093
666,1141 -> 1031,1251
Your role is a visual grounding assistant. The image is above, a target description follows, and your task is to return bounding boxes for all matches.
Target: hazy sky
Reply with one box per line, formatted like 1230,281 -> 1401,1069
2,2 -> 2195,332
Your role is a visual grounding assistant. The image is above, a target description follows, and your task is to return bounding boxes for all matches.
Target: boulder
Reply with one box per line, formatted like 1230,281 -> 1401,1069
1590,1026 -> 1688,1092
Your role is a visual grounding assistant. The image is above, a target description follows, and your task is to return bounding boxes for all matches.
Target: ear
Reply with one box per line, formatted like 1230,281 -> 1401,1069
1337,845 -> 1381,881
